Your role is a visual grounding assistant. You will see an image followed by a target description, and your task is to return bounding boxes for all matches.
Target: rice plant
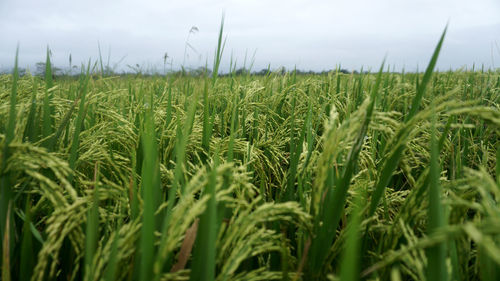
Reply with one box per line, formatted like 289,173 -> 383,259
0,25 -> 499,281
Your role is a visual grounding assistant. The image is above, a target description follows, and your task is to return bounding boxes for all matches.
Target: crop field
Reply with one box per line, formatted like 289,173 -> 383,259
1,32 -> 500,281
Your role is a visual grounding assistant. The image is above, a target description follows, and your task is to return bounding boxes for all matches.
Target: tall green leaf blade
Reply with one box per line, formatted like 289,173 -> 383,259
139,99 -> 162,281
212,14 -> 225,85
425,104 -> 447,281
406,27 -> 447,122
103,225 -> 120,281
2,203 -> 12,281
68,62 -> 91,183
368,27 -> 447,216
41,47 -> 54,148
1,47 -> 19,260
23,78 -> 39,143
202,78 -> 211,159
50,100 -> 77,151
84,167 -> 100,281
19,196 -> 33,281
309,61 -> 384,273
339,191 -> 365,281
190,153 -> 219,281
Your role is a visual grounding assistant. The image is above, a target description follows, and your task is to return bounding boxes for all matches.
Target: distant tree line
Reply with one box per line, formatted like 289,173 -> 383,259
1,63 -> 360,78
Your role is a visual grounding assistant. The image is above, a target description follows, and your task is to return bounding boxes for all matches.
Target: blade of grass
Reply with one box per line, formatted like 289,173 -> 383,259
339,191 -> 365,281
68,61 -> 91,183
190,152 -> 219,280
160,84 -> 173,161
202,77 -> 211,160
2,203 -> 11,281
496,143 -> 500,187
425,103 -> 447,281
139,97 -> 162,281
84,162 -> 100,281
41,46 -> 54,148
212,14 -> 226,86
50,99 -> 77,151
308,60 -> 384,273
23,78 -> 39,142
19,196 -> 34,281
1,46 -> 19,256
227,94 -> 238,163
283,95 -> 301,202
129,151 -> 139,220
300,101 -> 314,174
103,223 -> 120,281
368,26 -> 447,217
98,41 -> 105,77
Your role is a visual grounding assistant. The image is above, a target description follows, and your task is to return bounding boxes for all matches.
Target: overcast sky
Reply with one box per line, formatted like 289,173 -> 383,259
1,0 -> 499,73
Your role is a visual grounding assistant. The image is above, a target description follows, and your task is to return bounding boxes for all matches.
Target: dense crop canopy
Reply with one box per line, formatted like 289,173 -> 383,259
0,37 -> 499,280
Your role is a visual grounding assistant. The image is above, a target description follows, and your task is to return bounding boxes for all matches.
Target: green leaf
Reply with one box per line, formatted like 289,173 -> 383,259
19,196 -> 34,281
368,26 -> 447,217
1,46 -> 19,259
139,99 -> 162,281
190,151 -> 219,281
309,60 -> 384,273
425,103 -> 447,281
68,61 -> 91,183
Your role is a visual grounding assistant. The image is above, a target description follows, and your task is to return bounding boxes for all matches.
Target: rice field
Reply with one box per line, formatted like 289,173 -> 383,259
1,30 -> 500,281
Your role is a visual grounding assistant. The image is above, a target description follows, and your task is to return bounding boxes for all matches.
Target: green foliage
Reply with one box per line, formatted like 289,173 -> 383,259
1,47 -> 19,278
